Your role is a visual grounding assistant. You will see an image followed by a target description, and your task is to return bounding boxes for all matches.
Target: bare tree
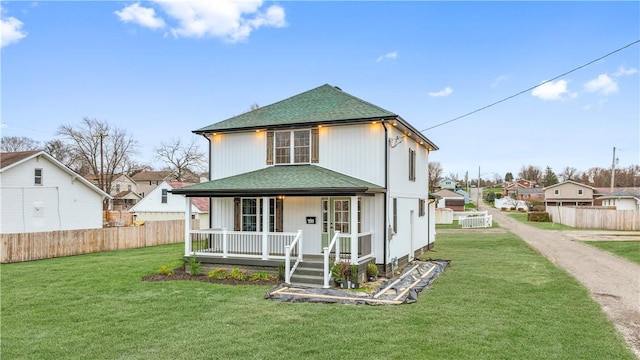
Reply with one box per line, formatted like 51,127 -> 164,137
1,136 -> 41,152
155,138 -> 206,182
57,117 -> 138,196
428,162 -> 442,192
518,165 -> 542,184
44,139 -> 85,171
558,166 -> 580,182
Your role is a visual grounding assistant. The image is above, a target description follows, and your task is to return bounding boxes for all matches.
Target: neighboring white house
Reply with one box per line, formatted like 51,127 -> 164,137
172,84 -> 439,283
0,150 -> 111,234
129,181 -> 209,228
597,190 -> 640,211
439,178 -> 456,190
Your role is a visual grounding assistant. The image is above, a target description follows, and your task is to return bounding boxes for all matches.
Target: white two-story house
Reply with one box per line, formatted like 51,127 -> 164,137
172,84 -> 439,286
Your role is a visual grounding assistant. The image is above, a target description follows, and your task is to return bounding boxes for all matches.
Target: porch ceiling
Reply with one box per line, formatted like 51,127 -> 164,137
170,164 -> 386,197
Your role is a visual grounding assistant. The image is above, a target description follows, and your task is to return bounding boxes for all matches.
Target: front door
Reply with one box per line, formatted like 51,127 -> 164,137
321,197 -> 351,251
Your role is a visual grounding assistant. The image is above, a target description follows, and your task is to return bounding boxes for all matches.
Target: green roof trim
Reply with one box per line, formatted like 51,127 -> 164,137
171,165 -> 385,197
194,84 -> 397,133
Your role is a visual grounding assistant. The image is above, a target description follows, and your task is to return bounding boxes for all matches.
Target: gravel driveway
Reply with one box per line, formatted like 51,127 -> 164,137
471,191 -> 640,357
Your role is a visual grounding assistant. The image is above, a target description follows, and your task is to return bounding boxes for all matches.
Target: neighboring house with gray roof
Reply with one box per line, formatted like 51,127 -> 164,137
172,84 -> 439,285
596,189 -> 640,211
129,181 -> 209,228
131,170 -> 175,197
0,150 -> 111,233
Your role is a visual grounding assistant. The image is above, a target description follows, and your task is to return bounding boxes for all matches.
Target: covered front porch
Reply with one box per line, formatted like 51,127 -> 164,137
173,165 -> 386,287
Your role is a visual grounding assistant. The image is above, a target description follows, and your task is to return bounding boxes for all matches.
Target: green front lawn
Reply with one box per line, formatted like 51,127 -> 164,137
508,212 -> 574,230
1,235 -> 634,359
582,241 -> 640,265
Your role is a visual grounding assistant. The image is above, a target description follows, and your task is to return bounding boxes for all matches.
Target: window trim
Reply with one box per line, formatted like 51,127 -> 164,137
34,168 -> 43,186
273,129 -> 311,165
408,148 -> 416,181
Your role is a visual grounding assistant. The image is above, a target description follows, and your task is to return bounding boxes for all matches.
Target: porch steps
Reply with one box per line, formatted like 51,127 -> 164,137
289,255 -> 327,288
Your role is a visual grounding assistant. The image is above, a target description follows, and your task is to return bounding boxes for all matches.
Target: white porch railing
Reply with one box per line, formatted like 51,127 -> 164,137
322,231 -> 373,288
187,228 -> 302,260
284,231 -> 303,284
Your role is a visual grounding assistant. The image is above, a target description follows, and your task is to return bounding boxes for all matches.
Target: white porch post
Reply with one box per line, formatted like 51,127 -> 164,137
184,197 -> 192,256
350,195 -> 358,264
262,196 -> 269,260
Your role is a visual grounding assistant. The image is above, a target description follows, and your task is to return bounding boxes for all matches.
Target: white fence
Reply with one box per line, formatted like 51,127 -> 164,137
547,206 -> 639,231
459,214 -> 493,228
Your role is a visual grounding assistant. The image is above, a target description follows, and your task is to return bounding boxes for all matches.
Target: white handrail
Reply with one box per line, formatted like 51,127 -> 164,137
284,230 -> 303,284
322,231 -> 341,288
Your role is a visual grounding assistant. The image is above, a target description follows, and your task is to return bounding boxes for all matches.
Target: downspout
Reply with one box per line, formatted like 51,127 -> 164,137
381,120 -> 389,274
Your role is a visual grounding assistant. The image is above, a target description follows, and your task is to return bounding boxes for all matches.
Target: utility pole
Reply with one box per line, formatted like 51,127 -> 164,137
477,165 -> 481,208
610,146 -> 617,191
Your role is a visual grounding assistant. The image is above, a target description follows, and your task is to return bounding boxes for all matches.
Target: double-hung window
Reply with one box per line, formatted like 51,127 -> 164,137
275,130 -> 310,164
161,189 -> 168,203
34,168 -> 43,185
241,198 -> 276,232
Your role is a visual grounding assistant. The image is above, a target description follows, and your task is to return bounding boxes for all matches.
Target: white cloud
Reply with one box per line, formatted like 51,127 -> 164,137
583,98 -> 608,111
583,74 -> 618,95
613,65 -> 638,77
115,3 -> 165,29
428,86 -> 453,97
490,75 -> 508,87
531,80 -> 573,101
376,51 -> 397,62
152,0 -> 287,43
1,12 -> 27,48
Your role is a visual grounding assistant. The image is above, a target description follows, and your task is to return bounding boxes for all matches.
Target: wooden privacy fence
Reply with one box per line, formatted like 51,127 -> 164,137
0,220 -> 198,264
547,206 -> 639,231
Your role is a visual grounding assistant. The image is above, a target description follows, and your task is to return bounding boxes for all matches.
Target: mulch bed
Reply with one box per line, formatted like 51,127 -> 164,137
142,268 -> 281,286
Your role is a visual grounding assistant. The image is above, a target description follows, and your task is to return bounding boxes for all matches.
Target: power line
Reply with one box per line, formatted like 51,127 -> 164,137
421,39 -> 640,132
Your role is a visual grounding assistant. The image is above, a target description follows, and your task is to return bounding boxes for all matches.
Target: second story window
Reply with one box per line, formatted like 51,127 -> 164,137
275,130 -> 310,164
408,149 -> 416,181
34,168 -> 43,185
116,184 -> 121,192
161,189 -> 168,203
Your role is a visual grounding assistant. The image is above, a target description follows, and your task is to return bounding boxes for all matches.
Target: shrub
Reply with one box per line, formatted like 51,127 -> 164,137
249,271 -> 275,281
185,256 -> 201,276
158,265 -> 173,277
277,263 -> 285,281
366,263 -> 379,278
208,268 -> 228,279
528,212 -> 550,222
350,265 -> 359,283
495,193 -> 503,199
229,268 -> 248,281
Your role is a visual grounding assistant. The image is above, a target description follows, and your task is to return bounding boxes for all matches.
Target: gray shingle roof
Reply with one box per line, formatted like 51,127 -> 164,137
171,165 -> 385,197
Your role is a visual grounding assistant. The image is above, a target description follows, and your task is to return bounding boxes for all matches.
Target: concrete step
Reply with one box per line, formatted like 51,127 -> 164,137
290,273 -> 325,287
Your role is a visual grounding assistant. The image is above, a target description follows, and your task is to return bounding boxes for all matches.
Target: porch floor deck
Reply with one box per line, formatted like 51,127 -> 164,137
265,259 -> 449,305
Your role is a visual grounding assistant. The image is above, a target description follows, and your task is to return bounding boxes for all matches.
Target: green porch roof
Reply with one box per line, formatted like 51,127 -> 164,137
170,165 -> 385,197
194,84 -> 397,133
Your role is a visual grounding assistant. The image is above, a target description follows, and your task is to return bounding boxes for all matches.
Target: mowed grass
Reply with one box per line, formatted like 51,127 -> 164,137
508,212 -> 574,230
582,241 -> 640,265
1,235 -> 635,359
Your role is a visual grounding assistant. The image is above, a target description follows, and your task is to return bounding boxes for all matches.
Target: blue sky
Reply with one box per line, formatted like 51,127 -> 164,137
2,1 -> 639,180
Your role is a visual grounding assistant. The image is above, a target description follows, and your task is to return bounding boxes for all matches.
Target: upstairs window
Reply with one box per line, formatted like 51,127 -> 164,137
274,130 -> 310,164
34,168 -> 43,185
127,184 -> 132,191
116,184 -> 121,192
554,189 -> 559,196
161,189 -> 168,203
577,189 -> 583,195
408,149 -> 416,181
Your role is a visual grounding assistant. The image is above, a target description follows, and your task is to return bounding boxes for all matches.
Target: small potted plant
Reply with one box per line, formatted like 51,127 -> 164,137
332,261 -> 351,288
350,264 -> 360,289
366,262 -> 379,281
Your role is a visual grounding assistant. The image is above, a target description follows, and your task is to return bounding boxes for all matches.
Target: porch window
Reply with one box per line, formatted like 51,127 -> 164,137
161,189 -> 168,203
240,198 -> 278,232
273,130 -> 311,164
34,168 -> 43,185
